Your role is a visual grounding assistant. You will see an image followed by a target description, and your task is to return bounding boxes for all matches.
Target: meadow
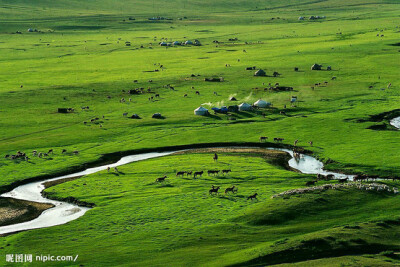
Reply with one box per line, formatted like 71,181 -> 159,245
0,0 -> 400,265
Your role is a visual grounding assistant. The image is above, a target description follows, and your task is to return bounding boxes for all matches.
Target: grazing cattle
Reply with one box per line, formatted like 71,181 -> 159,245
294,139 -> 299,146
225,186 -> 237,194
222,169 -> 231,175
213,153 -> 218,162
331,76 -> 337,80
184,94 -> 188,97
194,171 -> 204,178
306,180 -> 317,186
280,111 -> 286,115
62,149 -> 67,154
156,176 -> 167,183
259,136 -> 268,142
195,91 -> 200,95
73,150 -> 79,155
123,112 -> 128,117
155,94 -> 160,98
309,141 -> 313,147
48,149 -> 53,154
114,167 -> 119,173
209,186 -> 220,195
5,154 -> 9,158
25,156 -> 29,161
338,178 -> 349,183
84,121 -> 87,125
273,138 -> 284,142
176,171 -> 186,177
107,167 -> 111,172
247,193 -> 258,200
208,170 -> 220,176
186,171 -> 192,176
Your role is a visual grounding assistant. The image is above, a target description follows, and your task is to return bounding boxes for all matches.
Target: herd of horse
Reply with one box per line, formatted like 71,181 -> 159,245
154,167 -> 258,200
4,148 -> 78,161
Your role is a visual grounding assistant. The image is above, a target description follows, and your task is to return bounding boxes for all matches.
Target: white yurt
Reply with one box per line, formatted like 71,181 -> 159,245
194,106 -> 209,116
254,99 -> 271,108
238,103 -> 252,111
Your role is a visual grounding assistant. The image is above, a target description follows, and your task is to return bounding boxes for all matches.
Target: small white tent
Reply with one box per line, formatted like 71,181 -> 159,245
238,103 -> 252,111
254,99 -> 271,108
194,106 -> 209,116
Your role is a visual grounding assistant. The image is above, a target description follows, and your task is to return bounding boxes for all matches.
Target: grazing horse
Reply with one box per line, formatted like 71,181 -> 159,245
213,153 -> 218,162
209,186 -> 220,195
259,136 -> 268,142
222,169 -> 231,175
176,171 -> 186,177
247,193 -> 258,200
156,176 -> 167,183
194,171 -> 203,178
225,186 -> 237,194
306,180 -> 317,186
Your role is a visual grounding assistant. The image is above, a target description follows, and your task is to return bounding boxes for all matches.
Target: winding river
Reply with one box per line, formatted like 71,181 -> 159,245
390,117 -> 400,129
0,147 -> 354,235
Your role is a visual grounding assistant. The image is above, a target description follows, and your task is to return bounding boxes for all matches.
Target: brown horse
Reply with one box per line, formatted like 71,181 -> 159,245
247,193 -> 258,200
225,186 -> 237,194
209,186 -> 220,195
194,171 -> 204,178
156,176 -> 167,183
213,153 -> 218,162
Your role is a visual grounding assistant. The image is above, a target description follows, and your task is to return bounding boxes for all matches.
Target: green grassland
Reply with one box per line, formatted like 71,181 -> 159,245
1,0 -> 400,265
4,151 -> 400,266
